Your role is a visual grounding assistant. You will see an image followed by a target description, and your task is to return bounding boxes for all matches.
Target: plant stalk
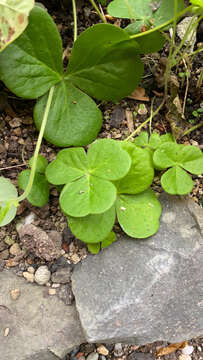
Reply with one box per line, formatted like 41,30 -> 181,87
17,86 -> 54,202
88,0 -> 107,23
72,0 -> 78,41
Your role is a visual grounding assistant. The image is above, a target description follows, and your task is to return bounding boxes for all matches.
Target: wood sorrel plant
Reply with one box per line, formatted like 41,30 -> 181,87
0,0 -> 202,254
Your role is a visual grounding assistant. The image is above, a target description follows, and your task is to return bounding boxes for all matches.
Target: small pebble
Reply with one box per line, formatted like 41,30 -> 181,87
4,327 -> 10,336
182,345 -> 194,355
197,346 -> 202,351
34,265 -> 51,285
23,272 -> 34,282
4,236 -> 15,246
71,253 -> 80,264
48,288 -> 56,296
51,266 -> 72,284
97,345 -> 109,356
46,282 -> 51,287
86,353 -> 99,360
52,283 -> 60,288
10,288 -> 20,300
9,243 -> 21,256
27,266 -> 35,274
114,343 -> 123,357
178,355 -> 191,360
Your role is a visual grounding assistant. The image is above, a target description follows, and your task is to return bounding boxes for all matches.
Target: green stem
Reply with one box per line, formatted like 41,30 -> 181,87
164,0 -> 178,97
88,0 -> 107,23
181,121 -> 203,137
129,5 -> 193,41
124,98 -> 165,142
17,86 -> 54,203
72,0 -> 78,41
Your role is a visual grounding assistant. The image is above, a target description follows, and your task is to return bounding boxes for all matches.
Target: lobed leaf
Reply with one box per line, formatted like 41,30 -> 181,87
34,81 -> 102,147
65,24 -> 143,102
67,206 -> 116,243
60,175 -> 117,217
161,166 -> 194,195
87,139 -> 131,181
0,6 -> 63,99
18,170 -> 49,207
153,143 -> 203,174
116,189 -> 162,238
0,176 -> 18,226
0,0 -> 34,52
114,142 -> 154,194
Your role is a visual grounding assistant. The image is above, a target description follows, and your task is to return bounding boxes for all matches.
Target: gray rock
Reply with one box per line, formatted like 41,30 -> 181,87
0,270 -> 85,360
57,284 -> 74,305
51,266 -> 72,284
127,353 -> 154,360
72,194 -> 203,344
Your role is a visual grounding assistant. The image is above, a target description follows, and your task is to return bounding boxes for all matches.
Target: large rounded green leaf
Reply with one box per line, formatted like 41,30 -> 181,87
88,139 -> 131,180
107,0 -> 151,19
65,24 -> 143,102
46,148 -> 87,185
153,143 -> 182,170
0,176 -> 18,226
67,206 -> 116,243
0,6 -> 63,98
177,146 -> 203,175
161,166 -> 194,195
116,189 -> 162,238
114,142 -> 154,194
60,175 -> 117,217
34,81 -> 102,147
0,0 -> 34,52
18,170 -> 49,207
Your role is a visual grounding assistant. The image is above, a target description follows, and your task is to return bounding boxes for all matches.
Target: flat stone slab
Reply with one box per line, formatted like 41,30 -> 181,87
0,270 -> 85,360
72,194 -> 203,345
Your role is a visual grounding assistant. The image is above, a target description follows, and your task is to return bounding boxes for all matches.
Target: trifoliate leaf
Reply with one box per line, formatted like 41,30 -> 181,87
161,166 -> 194,195
18,170 -> 49,207
67,206 -> 116,243
114,142 -> 154,194
0,176 -> 18,226
153,143 -> 203,174
116,189 -> 161,238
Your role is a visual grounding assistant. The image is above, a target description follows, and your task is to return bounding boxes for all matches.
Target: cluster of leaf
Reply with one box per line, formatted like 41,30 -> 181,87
107,0 -> 184,34
20,135 -> 201,249
0,3 -> 181,149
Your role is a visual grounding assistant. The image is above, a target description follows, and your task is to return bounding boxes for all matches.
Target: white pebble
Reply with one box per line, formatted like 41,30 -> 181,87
97,345 -> 109,356
4,328 -> 10,337
34,265 -> 51,285
48,288 -> 56,295
182,345 -> 194,355
27,266 -> 35,274
179,354 -> 191,360
23,272 -> 34,282
52,283 -> 60,288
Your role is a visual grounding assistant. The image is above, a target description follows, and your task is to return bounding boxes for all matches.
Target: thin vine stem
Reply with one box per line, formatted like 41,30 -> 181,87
181,122 -> 203,137
129,5 -> 193,41
88,0 -> 107,23
72,0 -> 78,41
17,86 -> 54,203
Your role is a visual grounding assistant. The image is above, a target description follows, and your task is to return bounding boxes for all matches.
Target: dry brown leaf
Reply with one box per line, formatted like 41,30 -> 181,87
128,87 -> 149,102
125,110 -> 134,132
156,341 -> 188,357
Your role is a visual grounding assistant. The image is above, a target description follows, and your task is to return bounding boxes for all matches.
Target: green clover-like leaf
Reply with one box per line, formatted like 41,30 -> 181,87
114,142 -> 154,194
153,143 -> 203,174
116,189 -> 162,238
67,205 -> 116,243
18,170 -> 49,207
0,176 -> 18,226
46,139 -> 131,217
161,166 -> 194,195
29,154 -> 48,174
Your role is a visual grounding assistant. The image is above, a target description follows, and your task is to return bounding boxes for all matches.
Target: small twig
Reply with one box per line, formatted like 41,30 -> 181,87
0,163 -> 27,172
182,59 -> 189,117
